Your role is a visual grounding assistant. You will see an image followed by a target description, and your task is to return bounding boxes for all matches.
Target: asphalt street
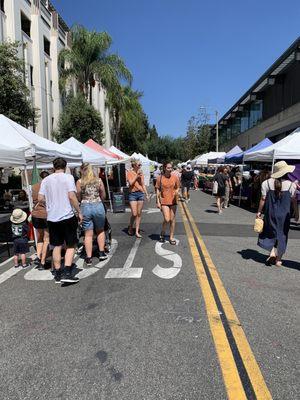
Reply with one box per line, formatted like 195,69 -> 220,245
0,190 -> 299,400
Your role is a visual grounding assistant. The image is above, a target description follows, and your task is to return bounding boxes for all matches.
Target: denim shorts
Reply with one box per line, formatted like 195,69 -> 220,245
128,191 -> 145,202
81,202 -> 105,231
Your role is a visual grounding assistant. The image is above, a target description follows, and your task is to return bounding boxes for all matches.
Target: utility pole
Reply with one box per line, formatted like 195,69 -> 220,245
215,110 -> 219,152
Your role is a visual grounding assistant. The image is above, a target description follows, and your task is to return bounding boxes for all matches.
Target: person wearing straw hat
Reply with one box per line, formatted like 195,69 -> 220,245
256,161 -> 297,267
10,208 -> 30,268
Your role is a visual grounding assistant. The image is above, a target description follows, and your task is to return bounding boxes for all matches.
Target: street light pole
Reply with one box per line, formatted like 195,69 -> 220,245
215,110 -> 219,152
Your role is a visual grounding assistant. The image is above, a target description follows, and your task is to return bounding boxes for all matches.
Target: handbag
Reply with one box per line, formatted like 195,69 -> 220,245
213,180 -> 218,195
254,217 -> 264,233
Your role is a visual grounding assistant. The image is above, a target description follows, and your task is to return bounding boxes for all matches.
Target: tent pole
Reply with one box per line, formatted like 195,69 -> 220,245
238,156 -> 244,207
105,162 -> 113,212
271,150 -> 276,173
24,165 -> 38,249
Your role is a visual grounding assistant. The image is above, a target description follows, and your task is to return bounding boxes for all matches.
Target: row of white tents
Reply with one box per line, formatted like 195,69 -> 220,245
189,127 -> 300,167
0,114 -> 157,168
0,114 -> 158,213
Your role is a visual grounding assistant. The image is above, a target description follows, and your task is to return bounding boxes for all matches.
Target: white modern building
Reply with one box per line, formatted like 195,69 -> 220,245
0,0 -> 111,146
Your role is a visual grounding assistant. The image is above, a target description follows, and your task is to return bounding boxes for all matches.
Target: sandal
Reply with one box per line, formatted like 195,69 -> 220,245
169,239 -> 177,245
159,234 -> 165,243
266,256 -> 276,266
275,261 -> 282,267
135,233 -> 142,239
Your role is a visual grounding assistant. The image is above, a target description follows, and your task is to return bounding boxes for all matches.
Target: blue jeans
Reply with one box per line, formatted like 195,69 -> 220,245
81,202 -> 105,231
128,191 -> 145,202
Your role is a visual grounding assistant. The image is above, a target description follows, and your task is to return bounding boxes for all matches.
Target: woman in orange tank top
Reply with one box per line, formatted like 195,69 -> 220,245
156,162 -> 180,244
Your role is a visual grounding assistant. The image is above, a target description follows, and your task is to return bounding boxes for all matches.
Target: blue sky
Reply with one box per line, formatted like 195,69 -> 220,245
52,0 -> 300,137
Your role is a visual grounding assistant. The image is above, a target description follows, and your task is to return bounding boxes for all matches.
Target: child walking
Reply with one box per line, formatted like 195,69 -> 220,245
10,208 -> 30,268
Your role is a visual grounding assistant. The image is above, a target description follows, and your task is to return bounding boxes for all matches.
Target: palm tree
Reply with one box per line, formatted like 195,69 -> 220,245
58,25 -> 132,106
107,86 -> 143,147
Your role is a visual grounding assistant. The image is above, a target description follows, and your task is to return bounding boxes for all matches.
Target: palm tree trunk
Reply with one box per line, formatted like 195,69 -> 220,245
115,112 -> 122,147
89,84 -> 93,106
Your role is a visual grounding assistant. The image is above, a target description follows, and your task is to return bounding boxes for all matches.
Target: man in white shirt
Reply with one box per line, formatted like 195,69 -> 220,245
38,158 -> 82,284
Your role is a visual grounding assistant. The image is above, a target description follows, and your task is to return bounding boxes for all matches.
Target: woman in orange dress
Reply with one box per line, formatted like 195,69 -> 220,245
156,162 -> 180,244
127,159 -> 149,238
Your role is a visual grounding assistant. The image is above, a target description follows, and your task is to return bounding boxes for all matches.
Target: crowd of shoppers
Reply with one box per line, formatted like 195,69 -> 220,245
8,156 -> 298,278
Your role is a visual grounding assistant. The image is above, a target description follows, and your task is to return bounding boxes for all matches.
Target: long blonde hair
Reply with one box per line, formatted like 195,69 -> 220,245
80,163 -> 98,187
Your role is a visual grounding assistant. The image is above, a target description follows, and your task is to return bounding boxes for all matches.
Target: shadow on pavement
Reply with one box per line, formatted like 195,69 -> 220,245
238,249 -> 300,271
205,209 -> 218,214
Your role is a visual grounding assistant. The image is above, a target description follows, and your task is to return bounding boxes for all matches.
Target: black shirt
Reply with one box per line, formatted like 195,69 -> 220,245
214,173 -> 228,188
181,170 -> 194,185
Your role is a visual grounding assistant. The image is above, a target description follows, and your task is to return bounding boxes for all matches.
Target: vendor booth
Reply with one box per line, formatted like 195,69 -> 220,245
225,138 -> 273,164
244,128 -> 300,163
0,115 -> 83,260
193,152 -> 226,166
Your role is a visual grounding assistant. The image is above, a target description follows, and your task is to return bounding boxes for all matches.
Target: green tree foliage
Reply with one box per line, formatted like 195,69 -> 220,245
118,87 -> 149,153
59,25 -> 132,103
55,94 -> 103,143
183,108 -> 213,158
146,136 -> 187,164
0,41 -> 37,127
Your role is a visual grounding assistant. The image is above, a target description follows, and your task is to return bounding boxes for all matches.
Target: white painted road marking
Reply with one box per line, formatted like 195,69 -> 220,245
152,241 -> 182,279
0,256 -> 13,268
125,207 -> 160,214
24,239 -> 118,281
105,238 -> 143,279
76,239 -> 118,279
0,265 -> 25,285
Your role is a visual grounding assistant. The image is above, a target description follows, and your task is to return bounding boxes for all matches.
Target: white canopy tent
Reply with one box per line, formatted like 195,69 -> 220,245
109,146 -> 130,159
244,128 -> 300,163
62,137 -> 107,166
192,152 -> 226,166
0,114 -> 82,165
0,144 -> 27,167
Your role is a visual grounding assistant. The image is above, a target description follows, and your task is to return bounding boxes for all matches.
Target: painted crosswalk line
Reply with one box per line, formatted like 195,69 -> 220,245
105,238 -> 143,278
0,265 -> 28,285
24,239 -> 118,281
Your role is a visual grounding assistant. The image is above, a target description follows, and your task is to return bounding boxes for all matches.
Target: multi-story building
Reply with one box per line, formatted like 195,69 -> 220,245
217,37 -> 300,151
0,0 -> 111,146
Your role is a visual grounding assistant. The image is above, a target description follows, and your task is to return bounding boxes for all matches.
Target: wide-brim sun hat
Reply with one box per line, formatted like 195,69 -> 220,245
10,208 -> 27,224
271,161 -> 295,179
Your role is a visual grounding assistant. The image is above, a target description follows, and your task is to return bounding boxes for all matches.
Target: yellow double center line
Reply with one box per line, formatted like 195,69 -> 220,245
179,202 -> 272,400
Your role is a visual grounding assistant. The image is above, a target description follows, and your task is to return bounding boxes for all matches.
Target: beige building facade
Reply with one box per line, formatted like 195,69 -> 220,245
0,0 -> 111,146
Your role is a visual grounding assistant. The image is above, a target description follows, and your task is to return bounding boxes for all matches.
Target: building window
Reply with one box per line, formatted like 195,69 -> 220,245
1,0 -> 5,13
44,37 -> 50,56
30,65 -> 34,86
50,80 -> 53,96
51,117 -> 54,130
21,12 -> 31,37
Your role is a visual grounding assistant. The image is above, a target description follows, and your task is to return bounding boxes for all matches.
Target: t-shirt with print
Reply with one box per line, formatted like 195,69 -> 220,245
127,170 -> 145,193
156,175 -> 180,206
39,172 -> 76,222
261,178 -> 297,198
11,222 -> 29,240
